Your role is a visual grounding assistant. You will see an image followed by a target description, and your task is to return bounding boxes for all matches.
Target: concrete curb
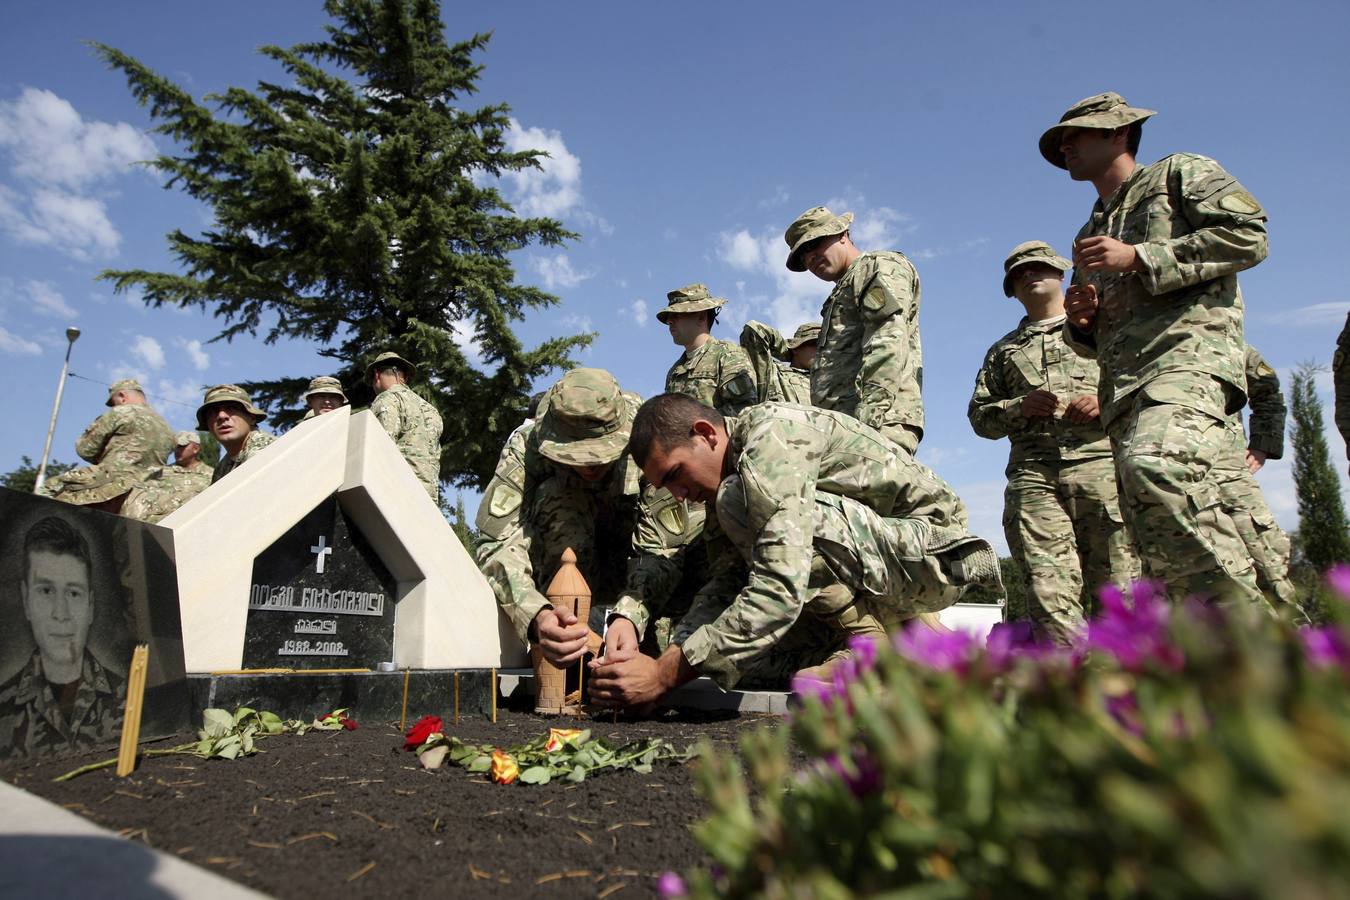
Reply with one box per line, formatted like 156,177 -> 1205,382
0,779 -> 271,900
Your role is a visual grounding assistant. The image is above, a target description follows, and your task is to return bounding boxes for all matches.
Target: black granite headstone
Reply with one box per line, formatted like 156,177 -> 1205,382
242,493 -> 397,669
0,488 -> 191,760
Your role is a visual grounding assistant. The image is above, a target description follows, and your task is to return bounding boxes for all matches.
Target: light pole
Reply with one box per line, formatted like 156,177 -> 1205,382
34,326 -> 81,494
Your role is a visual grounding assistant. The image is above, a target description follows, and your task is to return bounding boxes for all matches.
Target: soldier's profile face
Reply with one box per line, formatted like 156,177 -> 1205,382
307,393 -> 344,413
666,311 -> 708,347
1059,127 -> 1119,181
799,233 -> 851,282
1012,264 -> 1064,301
207,402 -> 254,444
21,550 -> 93,676
567,461 -> 613,482
640,427 -> 723,504
791,342 -> 817,370
174,442 -> 201,465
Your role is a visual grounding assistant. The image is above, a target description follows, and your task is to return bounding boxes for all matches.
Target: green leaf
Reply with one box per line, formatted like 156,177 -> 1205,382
201,708 -> 234,738
257,711 -> 284,734
520,766 -> 552,785
467,754 -> 492,773
233,707 -> 256,724
567,765 -> 588,783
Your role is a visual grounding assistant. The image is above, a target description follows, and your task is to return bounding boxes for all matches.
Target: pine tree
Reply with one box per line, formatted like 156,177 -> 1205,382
94,0 -> 590,490
2,456 -> 75,494
1289,362 -> 1350,569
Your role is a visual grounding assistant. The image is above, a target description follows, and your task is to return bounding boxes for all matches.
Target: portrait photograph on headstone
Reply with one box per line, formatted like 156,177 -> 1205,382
0,488 -> 190,760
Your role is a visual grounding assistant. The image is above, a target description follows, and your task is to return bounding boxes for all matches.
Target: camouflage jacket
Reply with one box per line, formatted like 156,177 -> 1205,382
1241,345 -> 1284,459
664,338 -> 758,416
739,320 -> 814,405
212,430 -> 276,483
372,383 -> 444,499
122,462 -> 214,523
813,251 -> 925,439
675,403 -> 967,689
968,315 -> 1112,472
74,403 -> 175,472
1335,312 -> 1350,461
475,412 -> 701,645
1064,154 -> 1268,427
0,651 -> 125,758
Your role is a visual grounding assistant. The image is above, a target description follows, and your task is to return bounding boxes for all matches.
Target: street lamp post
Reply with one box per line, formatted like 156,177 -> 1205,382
34,326 -> 81,494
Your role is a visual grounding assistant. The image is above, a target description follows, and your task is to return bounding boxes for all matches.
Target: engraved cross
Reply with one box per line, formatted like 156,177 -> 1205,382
310,535 -> 333,574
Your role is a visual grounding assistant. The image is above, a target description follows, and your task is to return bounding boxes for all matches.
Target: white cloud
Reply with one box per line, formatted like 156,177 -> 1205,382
0,87 -> 155,188
450,320 -> 485,371
722,230 -> 765,272
0,325 -> 40,356
1256,301 -> 1347,328
130,335 -> 165,370
627,298 -> 649,328
502,118 -> 583,219
715,226 -> 822,333
561,313 -> 593,332
176,337 -> 210,371
532,254 -> 593,291
0,185 -> 121,259
25,280 -> 76,318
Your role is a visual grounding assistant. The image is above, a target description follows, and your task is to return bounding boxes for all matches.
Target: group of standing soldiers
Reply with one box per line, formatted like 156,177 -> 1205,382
38,351 -> 444,521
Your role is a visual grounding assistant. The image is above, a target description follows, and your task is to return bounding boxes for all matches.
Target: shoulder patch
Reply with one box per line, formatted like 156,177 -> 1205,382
655,501 -> 687,536
1255,361 -> 1275,378
1218,191 -> 1262,215
487,483 -> 522,518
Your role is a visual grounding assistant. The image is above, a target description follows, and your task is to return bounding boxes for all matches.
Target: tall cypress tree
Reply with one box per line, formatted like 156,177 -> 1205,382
1290,362 -> 1350,569
94,0 -> 590,489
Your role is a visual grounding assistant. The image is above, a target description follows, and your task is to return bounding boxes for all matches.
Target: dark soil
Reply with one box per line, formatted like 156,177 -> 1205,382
1,705 -> 780,899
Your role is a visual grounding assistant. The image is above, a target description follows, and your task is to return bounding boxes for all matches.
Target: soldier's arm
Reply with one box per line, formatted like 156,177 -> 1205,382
611,486 -> 703,641
74,410 -> 120,462
737,321 -> 789,404
853,258 -> 919,432
1134,156 -> 1269,297
371,393 -> 404,440
967,343 -> 1024,440
1336,313 -> 1350,462
473,430 -> 548,644
715,344 -> 760,416
1244,345 -> 1286,459
677,421 -> 824,690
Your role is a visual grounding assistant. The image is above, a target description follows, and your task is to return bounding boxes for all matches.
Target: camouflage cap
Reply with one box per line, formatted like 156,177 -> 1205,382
1002,241 -> 1072,297
784,322 -> 821,351
784,206 -> 854,272
365,351 -> 417,380
1039,92 -> 1157,169
174,430 -> 201,447
196,384 -> 267,429
303,375 -> 348,403
106,378 -> 145,406
655,283 -> 727,324
535,368 -> 634,467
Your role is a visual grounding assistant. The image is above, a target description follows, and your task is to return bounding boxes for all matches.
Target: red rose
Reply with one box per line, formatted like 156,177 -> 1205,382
404,715 -> 444,750
341,716 -> 359,731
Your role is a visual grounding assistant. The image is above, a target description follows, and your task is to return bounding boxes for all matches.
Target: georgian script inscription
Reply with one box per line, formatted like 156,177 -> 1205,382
248,584 -> 385,616
294,619 -> 338,635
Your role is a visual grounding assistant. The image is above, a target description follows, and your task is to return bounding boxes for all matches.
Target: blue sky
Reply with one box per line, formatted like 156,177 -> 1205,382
2,0 -> 1347,551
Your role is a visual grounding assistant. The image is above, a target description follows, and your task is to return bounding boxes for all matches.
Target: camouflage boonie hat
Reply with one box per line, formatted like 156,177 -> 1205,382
303,375 -> 348,403
196,384 -> 267,429
1002,241 -> 1072,297
174,430 -> 201,447
784,322 -> 821,351
106,378 -> 144,406
784,206 -> 854,272
1040,92 -> 1157,169
656,283 -> 726,324
536,368 -> 633,467
365,351 -> 417,380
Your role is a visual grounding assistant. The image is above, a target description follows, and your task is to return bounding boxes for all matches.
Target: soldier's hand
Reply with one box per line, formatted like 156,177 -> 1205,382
1021,389 -> 1059,418
1073,236 -> 1141,274
532,607 -> 591,666
588,653 -> 665,709
1064,394 -> 1101,423
1246,449 -> 1267,474
1065,283 -> 1099,330
601,617 -> 640,663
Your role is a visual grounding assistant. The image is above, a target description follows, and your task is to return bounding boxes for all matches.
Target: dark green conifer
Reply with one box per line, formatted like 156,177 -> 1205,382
1290,362 -> 1350,569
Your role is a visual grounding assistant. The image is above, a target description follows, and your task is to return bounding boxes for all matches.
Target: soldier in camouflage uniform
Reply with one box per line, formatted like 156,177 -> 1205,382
475,369 -> 702,668
740,321 -> 817,405
1050,92 -> 1272,606
38,378 -> 174,512
1336,312 -> 1350,474
784,207 -> 925,453
122,431 -> 215,523
197,385 -> 276,484
0,516 -> 125,758
368,352 -> 444,501
658,284 -> 758,416
1213,346 -> 1297,608
299,376 -> 348,421
970,242 -> 1138,643
589,394 -> 997,708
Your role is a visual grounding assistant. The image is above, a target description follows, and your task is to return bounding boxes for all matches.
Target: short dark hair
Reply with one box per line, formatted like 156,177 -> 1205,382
629,393 -> 724,468
24,516 -> 91,579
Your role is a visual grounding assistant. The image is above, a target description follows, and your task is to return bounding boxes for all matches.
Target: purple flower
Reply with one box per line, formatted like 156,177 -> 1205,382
1087,580 -> 1183,672
1301,625 -> 1350,673
892,620 -> 979,672
791,671 -> 837,703
1327,564 -> 1350,602
656,872 -> 687,898
1103,690 -> 1143,736
825,750 -> 882,798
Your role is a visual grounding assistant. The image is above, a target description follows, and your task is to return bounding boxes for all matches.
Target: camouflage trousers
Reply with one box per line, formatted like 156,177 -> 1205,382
122,480 -> 207,524
1003,457 -> 1139,644
882,423 -> 922,456
1107,375 -> 1266,607
1214,422 -> 1298,611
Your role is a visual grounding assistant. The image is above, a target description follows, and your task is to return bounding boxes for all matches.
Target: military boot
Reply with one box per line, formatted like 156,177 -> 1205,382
793,583 -> 888,684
